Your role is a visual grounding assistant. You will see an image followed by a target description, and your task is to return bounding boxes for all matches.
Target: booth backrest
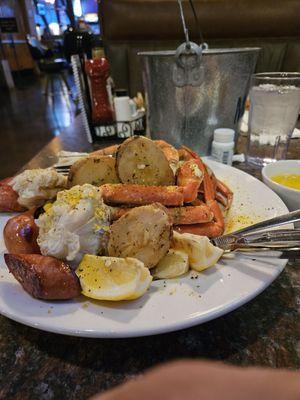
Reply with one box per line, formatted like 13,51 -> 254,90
100,0 -> 300,96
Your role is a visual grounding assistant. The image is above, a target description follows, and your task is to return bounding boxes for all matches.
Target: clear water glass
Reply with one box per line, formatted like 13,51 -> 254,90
246,72 -> 300,168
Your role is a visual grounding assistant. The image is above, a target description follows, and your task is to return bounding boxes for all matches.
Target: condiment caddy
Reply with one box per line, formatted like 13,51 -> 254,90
71,50 -> 145,143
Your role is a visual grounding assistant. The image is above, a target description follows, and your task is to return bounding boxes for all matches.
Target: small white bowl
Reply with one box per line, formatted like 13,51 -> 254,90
262,160 -> 300,211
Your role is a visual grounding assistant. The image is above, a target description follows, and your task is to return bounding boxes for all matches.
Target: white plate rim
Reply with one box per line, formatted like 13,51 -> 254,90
0,270 -> 285,338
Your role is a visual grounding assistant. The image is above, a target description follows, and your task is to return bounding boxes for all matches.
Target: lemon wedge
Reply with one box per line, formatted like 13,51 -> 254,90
172,231 -> 224,272
76,255 -> 149,301
152,249 -> 189,279
126,266 -> 153,300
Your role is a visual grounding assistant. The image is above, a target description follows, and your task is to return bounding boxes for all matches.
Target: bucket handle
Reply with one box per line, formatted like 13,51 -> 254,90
178,0 -> 191,50
173,0 -> 208,87
187,0 -> 208,48
177,0 -> 208,51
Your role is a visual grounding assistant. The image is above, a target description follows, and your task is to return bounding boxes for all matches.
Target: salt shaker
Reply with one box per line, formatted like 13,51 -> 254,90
211,128 -> 235,165
113,89 -> 132,122
114,89 -> 133,138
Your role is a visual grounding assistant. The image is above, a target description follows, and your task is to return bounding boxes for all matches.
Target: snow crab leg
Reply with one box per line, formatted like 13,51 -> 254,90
215,179 -> 233,211
177,159 -> 204,203
101,158 -> 203,206
101,183 -> 185,206
111,205 -> 213,225
180,146 -> 233,211
175,146 -> 228,237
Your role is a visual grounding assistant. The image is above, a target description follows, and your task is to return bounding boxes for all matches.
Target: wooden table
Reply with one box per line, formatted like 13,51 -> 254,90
0,118 -> 299,400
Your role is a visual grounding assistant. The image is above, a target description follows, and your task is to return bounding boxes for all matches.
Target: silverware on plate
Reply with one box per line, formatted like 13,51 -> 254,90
54,165 -> 71,176
212,210 -> 300,258
53,152 -> 89,175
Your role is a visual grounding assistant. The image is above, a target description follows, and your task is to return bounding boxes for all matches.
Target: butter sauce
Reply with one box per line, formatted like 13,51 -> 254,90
271,174 -> 300,190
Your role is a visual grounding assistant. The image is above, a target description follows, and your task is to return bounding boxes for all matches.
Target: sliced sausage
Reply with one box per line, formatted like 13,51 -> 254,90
0,184 -> 25,212
4,211 -> 40,254
4,254 -> 81,300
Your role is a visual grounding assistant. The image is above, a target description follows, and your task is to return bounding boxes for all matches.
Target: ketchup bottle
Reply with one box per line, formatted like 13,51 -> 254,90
85,58 -> 114,124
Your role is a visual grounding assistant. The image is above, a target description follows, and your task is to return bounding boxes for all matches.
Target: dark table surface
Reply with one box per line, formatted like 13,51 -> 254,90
0,118 -> 299,400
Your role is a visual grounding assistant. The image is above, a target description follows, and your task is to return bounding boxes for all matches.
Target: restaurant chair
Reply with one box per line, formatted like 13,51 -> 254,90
27,35 -> 72,101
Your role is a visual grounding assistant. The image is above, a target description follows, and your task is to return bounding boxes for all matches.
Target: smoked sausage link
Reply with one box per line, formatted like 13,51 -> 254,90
4,254 -> 81,300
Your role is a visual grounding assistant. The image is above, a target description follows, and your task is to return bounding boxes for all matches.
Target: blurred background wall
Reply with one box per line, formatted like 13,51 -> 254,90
100,0 -> 300,96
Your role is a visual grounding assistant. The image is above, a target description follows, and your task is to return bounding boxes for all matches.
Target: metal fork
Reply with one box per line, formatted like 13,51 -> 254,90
218,229 -> 300,251
212,209 -> 300,251
54,165 -> 71,176
52,153 -> 89,176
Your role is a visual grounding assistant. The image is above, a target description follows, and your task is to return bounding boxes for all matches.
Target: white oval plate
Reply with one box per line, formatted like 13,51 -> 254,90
0,161 -> 289,338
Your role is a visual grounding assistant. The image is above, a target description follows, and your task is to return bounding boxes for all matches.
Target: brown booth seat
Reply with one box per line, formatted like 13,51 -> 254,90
99,0 -> 300,96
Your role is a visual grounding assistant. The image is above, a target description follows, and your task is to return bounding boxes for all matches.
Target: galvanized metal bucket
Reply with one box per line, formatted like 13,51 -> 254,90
139,47 -> 260,155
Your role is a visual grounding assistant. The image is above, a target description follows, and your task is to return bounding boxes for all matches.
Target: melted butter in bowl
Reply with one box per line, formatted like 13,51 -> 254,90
262,160 -> 300,211
271,174 -> 300,190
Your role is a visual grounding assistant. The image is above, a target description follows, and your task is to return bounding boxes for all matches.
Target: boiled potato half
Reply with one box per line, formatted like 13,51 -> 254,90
68,155 -> 119,187
116,136 -> 175,186
172,231 -> 224,271
152,249 -> 189,279
108,204 -> 172,269
76,255 -> 152,301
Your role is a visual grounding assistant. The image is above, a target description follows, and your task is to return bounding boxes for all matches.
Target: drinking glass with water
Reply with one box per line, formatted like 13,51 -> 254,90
246,73 -> 300,167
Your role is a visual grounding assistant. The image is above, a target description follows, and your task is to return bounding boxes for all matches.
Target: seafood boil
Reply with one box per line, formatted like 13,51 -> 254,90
0,136 -> 232,302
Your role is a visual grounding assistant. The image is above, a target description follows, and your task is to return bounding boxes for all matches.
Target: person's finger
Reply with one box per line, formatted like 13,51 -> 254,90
91,359 -> 300,400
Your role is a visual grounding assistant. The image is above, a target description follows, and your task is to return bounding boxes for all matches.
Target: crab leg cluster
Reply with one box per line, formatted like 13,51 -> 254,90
111,204 -> 213,225
175,146 -> 233,237
0,138 -> 233,238
100,140 -> 232,237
